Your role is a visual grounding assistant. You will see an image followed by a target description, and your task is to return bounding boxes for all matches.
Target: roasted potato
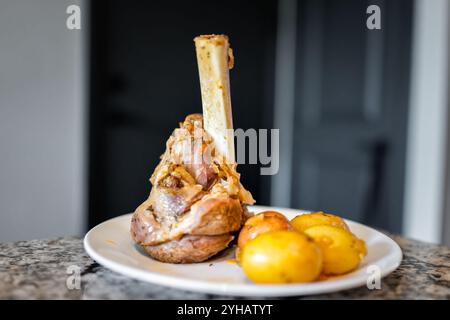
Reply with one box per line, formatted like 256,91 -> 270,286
291,212 -> 349,233
237,211 -> 291,258
240,230 -> 323,284
304,225 -> 366,275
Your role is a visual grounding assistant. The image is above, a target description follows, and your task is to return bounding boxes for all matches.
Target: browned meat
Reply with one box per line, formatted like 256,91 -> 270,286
131,114 -> 254,263
143,234 -> 234,264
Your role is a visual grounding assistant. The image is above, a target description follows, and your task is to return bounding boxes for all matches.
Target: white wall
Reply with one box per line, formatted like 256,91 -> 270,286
403,0 -> 450,244
0,0 -> 86,241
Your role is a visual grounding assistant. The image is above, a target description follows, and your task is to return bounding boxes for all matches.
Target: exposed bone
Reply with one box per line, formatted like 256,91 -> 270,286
194,35 -> 235,164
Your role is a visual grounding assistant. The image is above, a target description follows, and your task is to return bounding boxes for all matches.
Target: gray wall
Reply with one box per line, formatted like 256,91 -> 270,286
0,0 -> 86,241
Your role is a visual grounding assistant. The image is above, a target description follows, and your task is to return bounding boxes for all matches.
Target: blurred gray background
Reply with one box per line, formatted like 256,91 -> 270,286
0,0 -> 449,245
0,0 -> 86,241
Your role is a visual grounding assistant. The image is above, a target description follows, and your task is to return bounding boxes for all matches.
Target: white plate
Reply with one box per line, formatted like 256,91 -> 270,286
84,205 -> 402,297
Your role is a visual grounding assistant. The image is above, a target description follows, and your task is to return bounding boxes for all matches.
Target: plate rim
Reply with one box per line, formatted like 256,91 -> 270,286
83,205 -> 403,297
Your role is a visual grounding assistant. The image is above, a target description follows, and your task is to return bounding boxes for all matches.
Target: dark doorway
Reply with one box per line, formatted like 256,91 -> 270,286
289,0 -> 412,232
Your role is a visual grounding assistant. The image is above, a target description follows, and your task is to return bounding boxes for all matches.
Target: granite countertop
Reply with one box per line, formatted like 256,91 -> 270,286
0,235 -> 449,299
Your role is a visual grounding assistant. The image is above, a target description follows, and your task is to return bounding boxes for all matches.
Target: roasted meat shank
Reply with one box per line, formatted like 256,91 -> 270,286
131,35 -> 255,263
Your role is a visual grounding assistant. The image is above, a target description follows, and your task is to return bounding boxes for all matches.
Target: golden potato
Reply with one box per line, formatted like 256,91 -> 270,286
304,225 -> 366,275
291,212 -> 349,233
240,230 -> 323,284
237,211 -> 291,250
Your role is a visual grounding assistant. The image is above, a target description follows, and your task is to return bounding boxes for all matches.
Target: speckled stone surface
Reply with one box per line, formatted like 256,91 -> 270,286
0,236 -> 448,299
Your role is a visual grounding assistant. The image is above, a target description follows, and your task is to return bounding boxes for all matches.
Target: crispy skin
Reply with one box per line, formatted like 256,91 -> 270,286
130,193 -> 243,246
187,194 -> 243,236
143,234 -> 233,264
